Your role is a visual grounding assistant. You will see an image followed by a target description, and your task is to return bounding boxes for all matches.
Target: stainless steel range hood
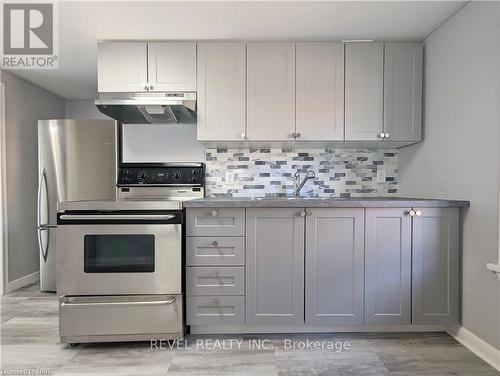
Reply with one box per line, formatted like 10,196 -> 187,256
95,92 -> 196,124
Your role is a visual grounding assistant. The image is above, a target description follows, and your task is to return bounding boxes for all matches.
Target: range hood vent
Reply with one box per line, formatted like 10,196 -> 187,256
95,92 -> 197,124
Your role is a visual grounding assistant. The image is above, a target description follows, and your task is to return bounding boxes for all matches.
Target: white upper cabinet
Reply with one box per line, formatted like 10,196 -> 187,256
97,42 -> 148,92
97,41 -> 196,93
296,43 -> 344,141
148,42 -> 196,92
384,43 -> 423,142
197,43 -> 246,141
247,43 -> 295,141
345,43 -> 384,141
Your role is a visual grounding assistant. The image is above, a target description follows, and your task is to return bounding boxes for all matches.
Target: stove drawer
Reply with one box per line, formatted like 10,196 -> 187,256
186,237 -> 245,266
187,267 -> 244,296
59,295 -> 182,341
186,296 -> 244,325
186,208 -> 245,236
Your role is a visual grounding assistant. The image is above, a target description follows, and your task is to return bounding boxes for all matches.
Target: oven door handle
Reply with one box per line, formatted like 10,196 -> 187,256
59,214 -> 176,221
61,297 -> 176,308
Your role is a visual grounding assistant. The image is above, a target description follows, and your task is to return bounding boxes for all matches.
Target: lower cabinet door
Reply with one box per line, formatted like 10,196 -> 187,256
305,208 -> 365,325
412,208 -> 459,325
246,208 -> 305,324
365,208 -> 412,325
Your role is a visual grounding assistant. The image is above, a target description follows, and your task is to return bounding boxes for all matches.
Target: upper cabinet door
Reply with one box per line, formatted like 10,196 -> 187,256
345,43 -> 384,140
97,42 -> 148,92
147,42 -> 196,92
296,43 -> 344,141
412,208 -> 459,325
197,43 -> 246,141
384,43 -> 423,142
365,208 -> 412,325
247,43 -> 295,141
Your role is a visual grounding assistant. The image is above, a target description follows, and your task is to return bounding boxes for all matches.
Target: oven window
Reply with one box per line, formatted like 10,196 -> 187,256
84,235 -> 155,273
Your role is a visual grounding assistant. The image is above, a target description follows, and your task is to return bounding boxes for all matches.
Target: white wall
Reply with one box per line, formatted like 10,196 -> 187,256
1,71 -> 66,284
399,2 -> 500,350
66,100 -> 205,162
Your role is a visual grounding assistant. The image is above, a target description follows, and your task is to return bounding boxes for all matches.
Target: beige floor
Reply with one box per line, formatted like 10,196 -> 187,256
1,283 -> 498,375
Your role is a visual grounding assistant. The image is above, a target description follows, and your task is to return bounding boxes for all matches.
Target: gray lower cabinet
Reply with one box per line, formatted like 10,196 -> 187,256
246,208 -> 305,324
186,208 -> 245,237
186,267 -> 245,296
305,208 -> 365,325
412,208 -> 459,325
186,296 -> 245,325
186,237 -> 245,266
365,208 -> 412,325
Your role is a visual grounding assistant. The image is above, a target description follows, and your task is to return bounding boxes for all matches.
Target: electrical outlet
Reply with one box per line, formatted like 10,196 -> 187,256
225,172 -> 235,186
377,169 -> 386,183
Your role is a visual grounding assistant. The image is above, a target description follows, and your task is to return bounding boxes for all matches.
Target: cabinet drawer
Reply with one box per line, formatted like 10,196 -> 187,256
186,237 -> 245,266
186,208 -> 245,236
186,296 -> 244,325
186,267 -> 244,296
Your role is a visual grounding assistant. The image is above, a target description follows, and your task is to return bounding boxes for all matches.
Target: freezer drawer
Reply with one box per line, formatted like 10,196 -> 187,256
186,237 -> 245,266
186,296 -> 244,325
59,295 -> 182,343
186,267 -> 245,296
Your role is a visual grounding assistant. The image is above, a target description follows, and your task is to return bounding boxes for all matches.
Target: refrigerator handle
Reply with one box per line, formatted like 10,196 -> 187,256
37,228 -> 49,262
37,169 -> 47,227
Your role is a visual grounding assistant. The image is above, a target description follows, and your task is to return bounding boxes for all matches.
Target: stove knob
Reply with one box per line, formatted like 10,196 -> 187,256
191,177 -> 198,183
192,169 -> 198,176
140,173 -> 147,180
175,172 -> 182,179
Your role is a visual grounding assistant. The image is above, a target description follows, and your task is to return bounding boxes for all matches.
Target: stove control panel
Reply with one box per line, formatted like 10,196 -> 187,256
117,164 -> 205,186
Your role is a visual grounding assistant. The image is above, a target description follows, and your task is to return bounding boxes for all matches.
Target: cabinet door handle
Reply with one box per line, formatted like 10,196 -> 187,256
149,84 -> 154,90
295,133 -> 301,138
378,132 -> 386,139
211,210 -> 219,217
408,210 -> 416,217
212,241 -> 218,247
415,210 -> 422,216
299,211 -> 307,217
142,83 -> 148,90
385,133 -> 390,138
291,132 -> 297,138
240,133 -> 246,139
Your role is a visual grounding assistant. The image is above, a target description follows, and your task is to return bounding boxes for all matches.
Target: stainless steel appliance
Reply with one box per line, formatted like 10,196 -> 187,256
57,163 -> 204,344
37,119 -> 117,292
95,92 -> 196,124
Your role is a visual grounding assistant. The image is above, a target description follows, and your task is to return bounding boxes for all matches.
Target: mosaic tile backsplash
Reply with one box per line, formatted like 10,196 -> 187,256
205,148 -> 398,198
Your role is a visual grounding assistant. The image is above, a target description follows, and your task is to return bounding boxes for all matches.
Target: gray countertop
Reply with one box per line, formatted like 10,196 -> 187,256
183,197 -> 470,208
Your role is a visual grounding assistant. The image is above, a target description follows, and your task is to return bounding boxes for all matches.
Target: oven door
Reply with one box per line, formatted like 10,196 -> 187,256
56,211 -> 181,296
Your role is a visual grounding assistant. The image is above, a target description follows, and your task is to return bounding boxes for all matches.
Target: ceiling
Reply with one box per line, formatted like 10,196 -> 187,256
6,1 -> 466,100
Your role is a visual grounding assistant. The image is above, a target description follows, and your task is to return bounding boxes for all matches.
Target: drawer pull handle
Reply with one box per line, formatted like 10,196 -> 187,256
212,241 -> 218,247
211,210 -> 219,217
61,297 -> 176,308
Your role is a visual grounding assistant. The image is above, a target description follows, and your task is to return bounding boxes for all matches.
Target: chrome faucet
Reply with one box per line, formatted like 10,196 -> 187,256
293,170 -> 316,197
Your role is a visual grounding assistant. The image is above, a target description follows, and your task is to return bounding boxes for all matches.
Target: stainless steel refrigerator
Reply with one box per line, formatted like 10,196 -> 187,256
37,119 -> 117,292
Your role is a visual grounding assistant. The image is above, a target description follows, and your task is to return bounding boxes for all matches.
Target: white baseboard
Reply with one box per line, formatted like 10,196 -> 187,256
448,325 -> 500,371
7,271 -> 39,293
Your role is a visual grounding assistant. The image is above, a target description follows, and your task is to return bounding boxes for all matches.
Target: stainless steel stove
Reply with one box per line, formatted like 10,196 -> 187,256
57,163 -> 204,344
